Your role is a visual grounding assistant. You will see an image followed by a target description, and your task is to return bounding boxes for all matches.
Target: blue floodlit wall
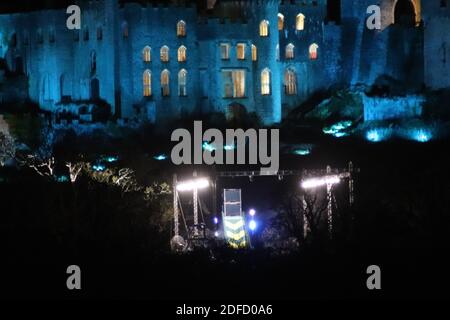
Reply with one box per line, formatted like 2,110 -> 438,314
0,0 -> 449,125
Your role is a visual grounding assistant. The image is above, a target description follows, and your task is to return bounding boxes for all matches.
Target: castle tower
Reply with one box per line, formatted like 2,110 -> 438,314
250,0 -> 281,124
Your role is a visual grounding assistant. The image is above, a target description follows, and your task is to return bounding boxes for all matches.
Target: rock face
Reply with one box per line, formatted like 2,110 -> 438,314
363,94 -> 424,121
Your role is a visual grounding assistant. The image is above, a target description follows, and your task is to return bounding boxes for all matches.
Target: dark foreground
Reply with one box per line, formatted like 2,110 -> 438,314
1,137 -> 450,300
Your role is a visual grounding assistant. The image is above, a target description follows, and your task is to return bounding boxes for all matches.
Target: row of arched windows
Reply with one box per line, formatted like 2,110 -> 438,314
260,13 -> 306,37
259,68 -> 297,96
283,43 -> 319,60
142,46 -> 187,63
277,13 -> 305,31
143,69 -> 187,97
220,43 -> 258,61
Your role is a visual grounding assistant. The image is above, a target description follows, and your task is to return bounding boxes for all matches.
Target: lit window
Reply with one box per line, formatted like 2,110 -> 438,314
177,20 -> 186,37
251,44 -> 257,61
284,69 -> 297,95
178,69 -> 187,97
122,22 -> 129,38
296,14 -> 305,31
161,69 -> 170,96
220,43 -> 230,60
261,68 -> 271,95
259,20 -> 269,37
309,43 -> 319,60
286,43 -> 295,59
222,70 -> 245,98
237,43 -> 246,60
278,13 -> 284,31
161,46 -> 169,62
143,46 -> 151,62
178,46 -> 187,62
143,70 -> 152,97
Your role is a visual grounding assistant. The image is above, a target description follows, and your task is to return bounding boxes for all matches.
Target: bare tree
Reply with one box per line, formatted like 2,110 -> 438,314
66,161 -> 85,183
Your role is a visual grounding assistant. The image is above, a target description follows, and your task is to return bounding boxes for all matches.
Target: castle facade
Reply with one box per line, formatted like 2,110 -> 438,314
0,0 -> 449,124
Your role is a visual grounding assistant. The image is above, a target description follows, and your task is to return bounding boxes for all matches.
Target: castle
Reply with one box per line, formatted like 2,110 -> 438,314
0,0 -> 449,125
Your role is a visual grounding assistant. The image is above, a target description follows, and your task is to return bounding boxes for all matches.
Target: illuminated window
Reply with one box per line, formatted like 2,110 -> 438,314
220,43 -> 230,60
177,20 -> 186,37
296,14 -> 305,31
286,43 -> 295,59
222,70 -> 246,98
251,44 -> 257,61
143,46 -> 151,62
161,46 -> 169,62
178,46 -> 187,62
309,43 -> 319,60
284,69 -> 297,95
237,43 -> 246,60
259,20 -> 269,37
261,68 -> 271,95
278,13 -> 284,31
143,70 -> 152,97
161,69 -> 170,96
122,22 -> 129,38
178,69 -> 187,96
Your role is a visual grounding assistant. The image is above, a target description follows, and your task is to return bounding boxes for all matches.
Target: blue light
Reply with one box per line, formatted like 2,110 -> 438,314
202,141 -> 217,152
104,156 -> 118,163
92,164 -> 106,172
366,130 -> 381,142
153,154 -> 167,161
293,148 -> 311,156
323,121 -> 352,137
412,129 -> 431,143
224,144 -> 235,151
248,220 -> 257,231
213,217 -> 219,224
56,175 -> 69,183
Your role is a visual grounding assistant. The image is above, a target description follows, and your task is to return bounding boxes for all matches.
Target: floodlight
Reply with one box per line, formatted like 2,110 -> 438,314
301,175 -> 340,189
176,178 -> 210,192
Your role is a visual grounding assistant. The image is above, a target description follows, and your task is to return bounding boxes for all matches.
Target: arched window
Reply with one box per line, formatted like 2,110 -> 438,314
10,33 -> 17,47
143,46 -> 151,62
161,69 -> 170,96
296,14 -> 305,31
143,70 -> 152,97
286,43 -> 295,59
261,68 -> 271,95
122,22 -> 129,38
177,20 -> 186,37
284,69 -> 297,95
251,44 -> 257,61
178,69 -> 187,97
161,46 -> 169,62
309,43 -> 319,60
259,20 -> 269,37
278,13 -> 284,31
178,46 -> 187,62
